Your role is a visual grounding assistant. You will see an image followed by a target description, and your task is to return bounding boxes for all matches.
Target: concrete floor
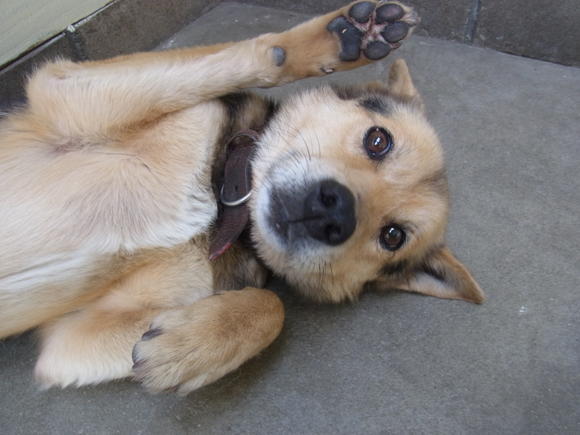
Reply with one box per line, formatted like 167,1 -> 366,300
1,3 -> 579,434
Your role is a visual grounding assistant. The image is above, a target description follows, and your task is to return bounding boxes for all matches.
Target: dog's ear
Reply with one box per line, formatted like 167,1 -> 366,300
375,246 -> 485,304
387,59 -> 424,111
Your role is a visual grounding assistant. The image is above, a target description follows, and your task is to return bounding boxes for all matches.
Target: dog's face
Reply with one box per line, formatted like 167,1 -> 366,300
250,60 -> 484,304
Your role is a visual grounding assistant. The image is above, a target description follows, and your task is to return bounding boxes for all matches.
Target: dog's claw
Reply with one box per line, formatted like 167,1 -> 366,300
141,327 -> 162,341
131,345 -> 141,368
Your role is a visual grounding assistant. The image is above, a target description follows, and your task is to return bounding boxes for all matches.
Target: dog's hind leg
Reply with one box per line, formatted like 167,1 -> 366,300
25,1 -> 418,139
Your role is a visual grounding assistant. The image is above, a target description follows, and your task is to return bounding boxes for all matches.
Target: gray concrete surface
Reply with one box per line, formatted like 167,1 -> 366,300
3,0 -> 579,109
245,0 -> 580,67
75,0 -> 221,61
1,3 -> 579,434
0,0 -> 218,108
0,33 -> 76,111
243,0 -> 474,42
475,0 -> 580,67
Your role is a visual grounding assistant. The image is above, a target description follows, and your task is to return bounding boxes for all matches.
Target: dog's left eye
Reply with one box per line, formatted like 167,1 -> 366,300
364,126 -> 393,160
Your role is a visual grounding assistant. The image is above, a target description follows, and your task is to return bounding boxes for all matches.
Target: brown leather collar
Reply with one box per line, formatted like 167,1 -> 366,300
209,130 -> 259,260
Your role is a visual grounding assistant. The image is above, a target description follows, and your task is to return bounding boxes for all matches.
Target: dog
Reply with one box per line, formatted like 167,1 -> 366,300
0,1 -> 484,394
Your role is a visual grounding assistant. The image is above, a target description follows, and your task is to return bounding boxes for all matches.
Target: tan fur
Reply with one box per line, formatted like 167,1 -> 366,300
0,1 -> 483,394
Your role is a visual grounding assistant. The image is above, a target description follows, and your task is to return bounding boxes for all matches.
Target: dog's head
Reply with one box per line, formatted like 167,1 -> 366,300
250,59 -> 484,304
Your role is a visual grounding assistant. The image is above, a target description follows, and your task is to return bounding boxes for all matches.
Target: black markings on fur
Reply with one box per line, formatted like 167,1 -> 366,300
418,244 -> 448,283
364,41 -> 392,60
349,2 -> 375,23
334,84 -> 423,116
219,92 -> 250,125
375,3 -> 405,24
332,85 -> 366,101
382,22 -> 410,43
360,96 -> 390,115
333,85 -> 393,115
264,99 -> 280,128
218,92 -> 252,149
381,260 -> 409,276
272,46 -> 286,67
421,263 -> 446,283
327,16 -> 363,61
219,92 -> 279,134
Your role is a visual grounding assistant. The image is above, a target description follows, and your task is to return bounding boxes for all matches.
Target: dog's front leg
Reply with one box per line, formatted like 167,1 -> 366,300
131,288 -> 284,394
27,2 -> 418,137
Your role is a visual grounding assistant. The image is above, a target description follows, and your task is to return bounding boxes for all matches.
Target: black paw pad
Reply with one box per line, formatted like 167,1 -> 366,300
327,16 -> 364,61
382,21 -> 409,43
349,2 -> 375,23
272,46 -> 286,66
141,327 -> 162,341
376,3 -> 405,24
364,41 -> 392,60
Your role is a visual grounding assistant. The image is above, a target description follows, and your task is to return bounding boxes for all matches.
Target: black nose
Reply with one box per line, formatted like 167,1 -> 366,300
303,179 -> 356,246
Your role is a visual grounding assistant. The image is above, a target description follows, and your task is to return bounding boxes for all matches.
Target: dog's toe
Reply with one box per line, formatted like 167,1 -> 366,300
375,3 -> 405,23
349,1 -> 375,23
364,41 -> 392,60
382,21 -> 410,43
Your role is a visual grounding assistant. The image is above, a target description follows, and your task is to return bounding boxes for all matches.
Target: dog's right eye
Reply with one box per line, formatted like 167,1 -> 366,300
364,126 -> 393,160
380,224 -> 406,251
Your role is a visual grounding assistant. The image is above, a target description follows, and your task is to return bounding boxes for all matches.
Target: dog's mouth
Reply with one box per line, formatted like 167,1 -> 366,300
267,187 -> 310,243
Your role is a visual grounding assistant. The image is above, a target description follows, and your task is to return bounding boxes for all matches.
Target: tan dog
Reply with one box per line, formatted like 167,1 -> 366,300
0,1 -> 484,394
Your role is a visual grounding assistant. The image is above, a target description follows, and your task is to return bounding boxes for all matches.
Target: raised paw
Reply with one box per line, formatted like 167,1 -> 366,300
328,1 -> 419,61
131,289 -> 284,395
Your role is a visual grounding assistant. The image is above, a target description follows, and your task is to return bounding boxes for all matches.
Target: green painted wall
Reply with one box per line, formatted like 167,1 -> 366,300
0,0 -> 112,66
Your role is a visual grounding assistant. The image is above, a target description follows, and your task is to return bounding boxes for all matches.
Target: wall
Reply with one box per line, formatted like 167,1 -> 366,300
1,0 -> 578,111
0,0 -> 111,67
244,0 -> 580,67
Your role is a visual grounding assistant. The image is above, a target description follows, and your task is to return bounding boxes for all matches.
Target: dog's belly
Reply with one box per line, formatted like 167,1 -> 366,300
0,101 -> 229,336
1,252 -> 103,293
0,251 -> 117,337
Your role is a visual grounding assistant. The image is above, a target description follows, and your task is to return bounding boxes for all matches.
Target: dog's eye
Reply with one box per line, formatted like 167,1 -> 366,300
380,224 -> 406,251
364,126 -> 393,160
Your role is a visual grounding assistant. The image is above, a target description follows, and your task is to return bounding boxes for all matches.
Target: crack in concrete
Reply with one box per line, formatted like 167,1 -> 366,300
464,0 -> 482,43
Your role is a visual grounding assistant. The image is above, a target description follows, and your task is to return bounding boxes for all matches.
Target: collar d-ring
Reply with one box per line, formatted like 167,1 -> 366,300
220,185 -> 252,207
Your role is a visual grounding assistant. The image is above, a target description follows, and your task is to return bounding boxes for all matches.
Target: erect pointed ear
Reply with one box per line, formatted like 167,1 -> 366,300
387,59 -> 424,111
397,246 -> 485,303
